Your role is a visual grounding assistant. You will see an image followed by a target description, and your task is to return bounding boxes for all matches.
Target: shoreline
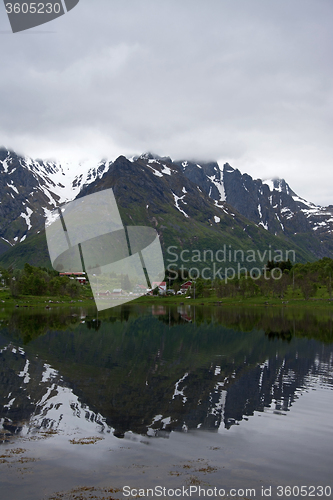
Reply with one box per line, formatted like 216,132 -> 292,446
1,288 -> 333,310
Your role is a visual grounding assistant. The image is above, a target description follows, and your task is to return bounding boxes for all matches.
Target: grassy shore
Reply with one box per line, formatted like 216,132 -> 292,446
0,287 -> 95,309
1,287 -> 333,310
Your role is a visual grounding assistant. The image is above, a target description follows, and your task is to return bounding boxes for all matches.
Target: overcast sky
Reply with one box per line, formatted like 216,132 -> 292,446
0,0 -> 332,205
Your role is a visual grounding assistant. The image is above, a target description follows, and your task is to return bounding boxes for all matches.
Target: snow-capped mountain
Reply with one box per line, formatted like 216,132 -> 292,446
222,165 -> 333,236
124,154 -> 333,258
0,147 -> 332,264
0,147 -> 112,250
220,164 -> 333,258
135,153 -> 333,242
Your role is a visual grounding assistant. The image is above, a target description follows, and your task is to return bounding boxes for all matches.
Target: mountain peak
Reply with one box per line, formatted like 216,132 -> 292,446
263,178 -> 295,196
223,163 -> 235,173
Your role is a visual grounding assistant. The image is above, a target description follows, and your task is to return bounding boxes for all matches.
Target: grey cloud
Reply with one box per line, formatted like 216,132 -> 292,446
0,0 -> 332,204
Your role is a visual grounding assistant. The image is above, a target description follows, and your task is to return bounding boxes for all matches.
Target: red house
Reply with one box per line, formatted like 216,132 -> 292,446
152,281 -> 167,294
180,281 -> 192,292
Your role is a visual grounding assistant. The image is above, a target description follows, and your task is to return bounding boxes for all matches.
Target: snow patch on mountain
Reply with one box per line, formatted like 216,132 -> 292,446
207,174 -> 226,202
172,192 -> 189,218
161,165 -> 172,175
146,159 -> 177,177
2,158 -> 9,173
259,221 -> 269,230
258,204 -> 262,219
147,164 -> 163,177
275,214 -> 284,231
20,207 -> 33,230
1,237 -> 13,246
281,207 -> 294,220
7,183 -> 19,194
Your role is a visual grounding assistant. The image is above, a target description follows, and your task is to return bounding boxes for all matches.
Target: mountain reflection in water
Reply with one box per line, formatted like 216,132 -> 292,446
0,304 -> 332,441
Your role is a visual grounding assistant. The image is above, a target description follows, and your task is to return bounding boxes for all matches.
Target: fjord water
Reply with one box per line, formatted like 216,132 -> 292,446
0,304 -> 332,499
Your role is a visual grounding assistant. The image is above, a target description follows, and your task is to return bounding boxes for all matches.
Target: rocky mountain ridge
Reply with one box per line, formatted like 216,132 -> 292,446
0,147 -> 332,266
0,147 -> 110,250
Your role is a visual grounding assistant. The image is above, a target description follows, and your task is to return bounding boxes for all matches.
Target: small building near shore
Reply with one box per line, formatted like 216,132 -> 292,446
152,281 -> 167,294
180,281 -> 192,292
59,272 -> 86,284
98,290 -> 111,297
